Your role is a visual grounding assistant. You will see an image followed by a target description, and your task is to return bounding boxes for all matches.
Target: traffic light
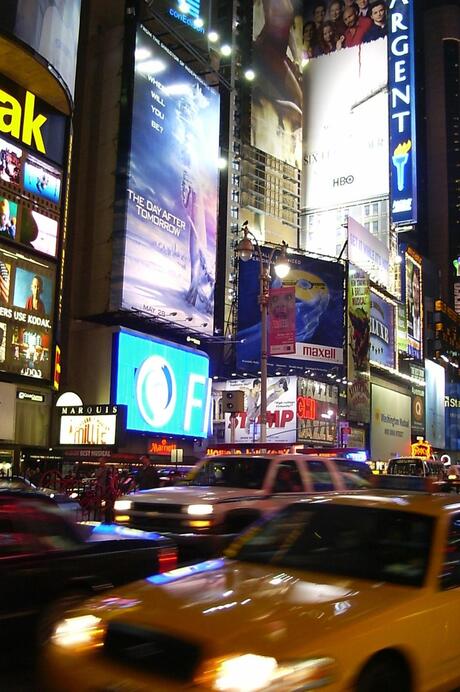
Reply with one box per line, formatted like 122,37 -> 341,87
221,390 -> 245,413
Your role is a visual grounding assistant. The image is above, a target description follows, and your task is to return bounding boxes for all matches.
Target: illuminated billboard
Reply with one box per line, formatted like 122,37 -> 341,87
0,244 -> 55,380
347,216 -> 389,287
0,75 -> 67,166
113,24 -> 219,336
3,1 -> 82,99
370,291 -> 396,369
297,378 -> 338,445
425,359 -> 445,449
404,248 -> 422,359
347,265 -> 370,423
371,384 -> 411,460
214,377 -> 297,444
237,249 -> 345,372
113,329 -> 211,438
59,405 -> 122,446
388,0 -> 417,225
251,0 -> 303,168
302,1 -> 389,216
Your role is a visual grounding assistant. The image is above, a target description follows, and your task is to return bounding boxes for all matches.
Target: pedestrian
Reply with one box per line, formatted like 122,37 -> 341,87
137,455 -> 160,490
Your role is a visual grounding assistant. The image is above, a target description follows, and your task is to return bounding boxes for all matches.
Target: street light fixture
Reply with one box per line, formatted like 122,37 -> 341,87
236,222 -> 290,443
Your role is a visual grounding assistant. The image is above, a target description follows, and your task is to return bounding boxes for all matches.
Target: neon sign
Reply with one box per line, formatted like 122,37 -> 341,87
388,0 -> 417,225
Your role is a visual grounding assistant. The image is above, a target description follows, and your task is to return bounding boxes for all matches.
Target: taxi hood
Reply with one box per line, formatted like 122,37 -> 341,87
101,559 -> 422,658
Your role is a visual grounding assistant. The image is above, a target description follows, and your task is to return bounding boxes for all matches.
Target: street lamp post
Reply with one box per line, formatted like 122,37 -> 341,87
236,222 -> 290,443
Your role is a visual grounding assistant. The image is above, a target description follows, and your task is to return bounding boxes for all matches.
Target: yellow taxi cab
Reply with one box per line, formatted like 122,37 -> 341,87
41,482 -> 460,692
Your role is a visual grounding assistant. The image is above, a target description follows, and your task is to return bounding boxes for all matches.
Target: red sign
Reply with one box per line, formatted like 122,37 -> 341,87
297,396 -> 317,420
149,439 -> 177,456
268,285 -> 296,355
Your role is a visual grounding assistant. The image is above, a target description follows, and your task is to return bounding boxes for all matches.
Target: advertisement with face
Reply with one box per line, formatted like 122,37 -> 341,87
3,0 -> 82,99
297,377 -> 338,444
405,250 -> 422,359
371,384 -> 411,460
237,249 -> 345,372
0,245 -> 54,380
214,377 -> 297,444
302,1 -> 389,215
425,359 -> 445,449
347,264 -> 370,423
113,25 -> 219,335
370,291 -> 395,369
251,0 -> 303,168
0,195 -> 18,242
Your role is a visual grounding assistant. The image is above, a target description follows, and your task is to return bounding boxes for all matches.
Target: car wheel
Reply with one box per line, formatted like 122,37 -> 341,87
356,654 -> 411,692
37,591 -> 88,647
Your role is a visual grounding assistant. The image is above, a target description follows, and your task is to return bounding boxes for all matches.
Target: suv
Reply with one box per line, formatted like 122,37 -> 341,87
114,454 -> 372,558
387,457 -> 448,481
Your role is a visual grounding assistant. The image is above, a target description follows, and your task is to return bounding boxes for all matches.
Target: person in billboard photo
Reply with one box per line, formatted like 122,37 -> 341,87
318,20 -> 338,55
313,2 -> 327,30
0,143 -> 21,185
336,4 -> 372,48
363,1 -> 387,42
252,0 -> 303,163
407,264 -> 421,344
177,85 -> 216,316
0,198 -> 16,240
302,20 -> 318,61
243,379 -> 262,434
356,0 -> 372,17
267,377 -> 290,407
25,275 -> 46,316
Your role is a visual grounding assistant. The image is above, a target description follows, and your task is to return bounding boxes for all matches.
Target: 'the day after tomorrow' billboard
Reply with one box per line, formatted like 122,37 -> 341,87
112,24 -> 220,336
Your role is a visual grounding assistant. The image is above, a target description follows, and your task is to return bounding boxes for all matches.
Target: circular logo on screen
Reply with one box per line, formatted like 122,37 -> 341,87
135,355 -> 177,428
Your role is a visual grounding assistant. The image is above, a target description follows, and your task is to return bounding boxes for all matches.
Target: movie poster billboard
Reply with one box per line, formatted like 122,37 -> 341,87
251,0 -> 303,168
0,245 -> 54,380
215,377 -> 297,444
404,249 -> 423,359
347,265 -> 370,423
425,359 -> 445,449
2,0 -> 82,99
370,291 -> 396,369
113,25 -> 219,336
302,1 -> 389,216
268,285 -> 296,355
237,249 -> 345,372
371,384 -> 411,460
297,378 -> 338,444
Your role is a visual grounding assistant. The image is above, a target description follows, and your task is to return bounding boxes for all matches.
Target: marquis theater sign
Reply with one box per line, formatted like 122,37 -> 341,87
58,404 -> 125,446
388,0 -> 417,226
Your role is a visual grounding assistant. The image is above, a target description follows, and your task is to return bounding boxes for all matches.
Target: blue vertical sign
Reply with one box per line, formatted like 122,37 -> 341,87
388,0 -> 417,225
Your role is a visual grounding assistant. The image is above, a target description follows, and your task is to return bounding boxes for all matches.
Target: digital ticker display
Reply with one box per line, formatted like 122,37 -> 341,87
0,245 -> 55,380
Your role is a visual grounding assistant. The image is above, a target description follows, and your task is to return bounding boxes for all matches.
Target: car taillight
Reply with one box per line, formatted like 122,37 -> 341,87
158,547 -> 178,573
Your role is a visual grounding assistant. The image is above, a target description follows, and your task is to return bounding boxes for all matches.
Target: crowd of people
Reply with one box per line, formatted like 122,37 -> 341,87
303,0 -> 387,60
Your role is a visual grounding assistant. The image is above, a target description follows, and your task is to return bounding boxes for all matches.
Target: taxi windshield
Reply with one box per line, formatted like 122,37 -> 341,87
181,457 -> 270,489
231,503 -> 434,586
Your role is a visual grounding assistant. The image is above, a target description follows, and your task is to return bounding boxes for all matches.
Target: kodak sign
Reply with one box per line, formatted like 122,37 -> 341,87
0,74 -> 66,165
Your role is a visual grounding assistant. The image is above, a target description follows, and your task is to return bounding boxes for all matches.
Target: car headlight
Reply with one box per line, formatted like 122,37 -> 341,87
195,653 -> 335,691
186,504 -> 214,516
51,615 -> 106,651
114,500 -> 132,511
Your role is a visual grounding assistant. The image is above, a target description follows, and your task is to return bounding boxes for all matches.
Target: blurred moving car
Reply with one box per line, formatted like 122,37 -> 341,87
42,486 -> 460,691
0,476 -> 82,520
0,490 -> 177,647
113,454 -> 373,558
387,457 -> 448,481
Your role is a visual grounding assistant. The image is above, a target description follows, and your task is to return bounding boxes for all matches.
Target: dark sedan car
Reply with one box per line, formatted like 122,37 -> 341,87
0,490 -> 177,649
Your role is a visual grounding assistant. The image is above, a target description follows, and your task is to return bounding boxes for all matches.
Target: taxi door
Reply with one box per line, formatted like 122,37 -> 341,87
431,511 -> 460,689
